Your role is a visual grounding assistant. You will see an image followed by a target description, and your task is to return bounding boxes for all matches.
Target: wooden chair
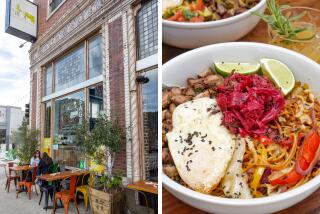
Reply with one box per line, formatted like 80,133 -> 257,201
53,175 -> 80,214
75,172 -> 91,210
4,162 -> 20,193
17,167 -> 38,200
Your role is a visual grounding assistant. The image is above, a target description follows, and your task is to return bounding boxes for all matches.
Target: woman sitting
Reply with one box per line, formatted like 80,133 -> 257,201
37,152 -> 53,175
30,150 -> 41,166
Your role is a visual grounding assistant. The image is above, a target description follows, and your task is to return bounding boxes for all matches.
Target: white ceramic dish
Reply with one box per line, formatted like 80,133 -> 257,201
162,42 -> 320,214
162,0 -> 266,49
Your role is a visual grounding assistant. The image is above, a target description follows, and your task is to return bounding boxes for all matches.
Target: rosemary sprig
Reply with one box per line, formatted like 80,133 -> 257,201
252,0 -> 307,39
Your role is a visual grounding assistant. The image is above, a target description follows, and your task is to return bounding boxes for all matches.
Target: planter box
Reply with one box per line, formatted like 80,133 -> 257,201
89,187 -> 125,214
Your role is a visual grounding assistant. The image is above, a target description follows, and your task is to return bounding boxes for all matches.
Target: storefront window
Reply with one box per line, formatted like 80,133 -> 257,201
53,91 -> 85,167
55,45 -> 85,92
141,69 -> 158,180
44,65 -> 52,96
136,0 -> 158,60
89,35 -> 103,79
44,102 -> 51,138
89,84 -> 103,130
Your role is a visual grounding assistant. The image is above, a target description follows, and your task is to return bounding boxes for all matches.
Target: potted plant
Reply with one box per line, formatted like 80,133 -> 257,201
11,118 -> 39,165
74,114 -> 125,214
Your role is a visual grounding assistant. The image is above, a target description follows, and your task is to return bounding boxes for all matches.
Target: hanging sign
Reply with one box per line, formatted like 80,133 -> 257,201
5,0 -> 38,42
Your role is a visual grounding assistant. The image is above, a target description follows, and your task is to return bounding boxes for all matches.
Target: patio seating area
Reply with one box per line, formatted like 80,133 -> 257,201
0,164 -> 90,214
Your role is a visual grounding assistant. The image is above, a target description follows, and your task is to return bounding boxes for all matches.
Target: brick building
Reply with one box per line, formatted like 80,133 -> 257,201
29,0 -> 158,182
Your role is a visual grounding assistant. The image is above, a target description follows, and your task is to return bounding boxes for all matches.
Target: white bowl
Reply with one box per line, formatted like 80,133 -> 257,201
162,42 -> 320,214
162,0 -> 266,49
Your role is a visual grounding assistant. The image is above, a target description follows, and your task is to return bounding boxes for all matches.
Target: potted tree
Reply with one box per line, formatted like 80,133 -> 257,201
11,118 -> 39,165
74,114 -> 125,214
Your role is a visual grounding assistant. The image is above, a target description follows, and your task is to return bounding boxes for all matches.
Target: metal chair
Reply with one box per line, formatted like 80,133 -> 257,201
4,162 -> 20,193
53,175 -> 80,214
75,172 -> 91,210
125,188 -> 155,214
17,167 -> 38,200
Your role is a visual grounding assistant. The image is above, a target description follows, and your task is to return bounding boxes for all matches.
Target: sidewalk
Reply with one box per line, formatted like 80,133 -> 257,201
0,168 -> 90,214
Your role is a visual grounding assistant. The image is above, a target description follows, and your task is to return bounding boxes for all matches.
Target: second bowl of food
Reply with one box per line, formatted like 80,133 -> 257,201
162,42 -> 320,214
162,0 -> 266,48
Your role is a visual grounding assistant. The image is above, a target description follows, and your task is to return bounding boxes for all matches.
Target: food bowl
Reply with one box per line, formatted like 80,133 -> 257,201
162,42 -> 320,214
162,0 -> 267,49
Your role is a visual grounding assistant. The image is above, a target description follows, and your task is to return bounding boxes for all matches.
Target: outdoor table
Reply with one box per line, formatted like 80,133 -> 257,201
10,165 -> 35,172
127,180 -> 158,213
37,170 -> 87,209
162,0 -> 320,213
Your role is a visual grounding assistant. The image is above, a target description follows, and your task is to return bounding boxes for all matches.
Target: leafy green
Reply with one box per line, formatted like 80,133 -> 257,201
11,118 -> 39,164
182,9 -> 198,20
252,0 -> 307,39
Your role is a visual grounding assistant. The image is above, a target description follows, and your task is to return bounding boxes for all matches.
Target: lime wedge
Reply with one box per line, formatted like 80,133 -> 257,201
213,62 -> 261,77
260,58 -> 295,96
292,22 -> 316,41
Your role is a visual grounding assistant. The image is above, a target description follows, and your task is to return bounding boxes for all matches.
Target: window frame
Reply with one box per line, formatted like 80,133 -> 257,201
135,0 -> 158,71
47,0 -> 67,20
42,33 -> 103,102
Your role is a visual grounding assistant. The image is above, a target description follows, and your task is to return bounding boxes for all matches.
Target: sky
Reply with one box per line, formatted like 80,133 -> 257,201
0,0 -> 31,111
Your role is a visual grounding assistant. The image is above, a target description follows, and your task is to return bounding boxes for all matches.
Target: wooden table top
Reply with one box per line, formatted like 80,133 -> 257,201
162,0 -> 320,213
38,170 -> 88,182
10,165 -> 36,171
127,180 -> 158,195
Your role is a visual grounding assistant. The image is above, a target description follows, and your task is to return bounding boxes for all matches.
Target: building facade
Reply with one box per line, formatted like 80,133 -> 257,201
0,106 -> 25,151
29,0 -> 158,182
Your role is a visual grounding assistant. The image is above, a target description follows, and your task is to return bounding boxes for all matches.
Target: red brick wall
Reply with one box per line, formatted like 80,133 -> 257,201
34,0 -> 79,38
31,72 -> 37,130
108,17 -> 127,176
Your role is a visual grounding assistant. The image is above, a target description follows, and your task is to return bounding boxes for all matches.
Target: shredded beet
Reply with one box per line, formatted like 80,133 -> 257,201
217,73 -> 285,137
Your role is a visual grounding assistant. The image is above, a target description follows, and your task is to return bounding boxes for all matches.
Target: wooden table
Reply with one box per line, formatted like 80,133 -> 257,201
10,165 -> 36,172
162,1 -> 320,213
37,170 -> 87,210
127,180 -> 158,195
127,180 -> 158,213
37,170 -> 87,182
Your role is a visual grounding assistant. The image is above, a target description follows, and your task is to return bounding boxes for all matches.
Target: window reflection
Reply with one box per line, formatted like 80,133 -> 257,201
89,84 -> 103,130
53,91 -> 85,167
141,69 -> 158,180
55,45 -> 85,92
44,65 -> 52,96
89,35 -> 103,79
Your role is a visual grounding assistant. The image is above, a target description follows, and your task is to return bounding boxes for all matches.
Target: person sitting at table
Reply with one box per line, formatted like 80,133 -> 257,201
37,152 -> 53,175
30,150 -> 41,166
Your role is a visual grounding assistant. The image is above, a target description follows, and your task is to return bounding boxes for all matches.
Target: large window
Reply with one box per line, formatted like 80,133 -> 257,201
55,45 -> 85,92
43,34 -> 102,96
44,65 -> 52,96
141,69 -> 158,180
136,0 -> 158,60
89,35 -> 103,79
53,91 -> 85,167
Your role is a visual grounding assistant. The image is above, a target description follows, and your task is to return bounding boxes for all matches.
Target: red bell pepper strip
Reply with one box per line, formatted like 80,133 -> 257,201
168,10 -> 183,21
258,136 -> 272,146
270,168 -> 302,185
194,0 -> 205,11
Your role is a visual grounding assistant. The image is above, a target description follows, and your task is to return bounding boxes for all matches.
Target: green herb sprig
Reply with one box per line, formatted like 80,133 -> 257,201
252,0 -> 307,39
